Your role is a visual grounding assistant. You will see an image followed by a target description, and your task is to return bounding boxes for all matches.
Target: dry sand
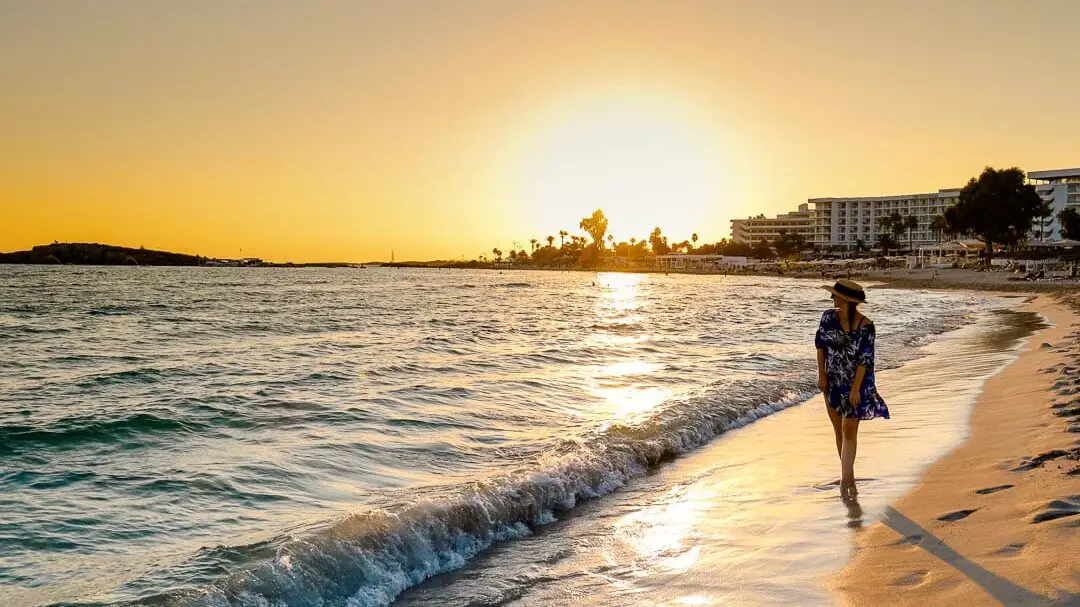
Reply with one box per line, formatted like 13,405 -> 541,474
832,295 -> 1080,606
860,268 -> 1080,294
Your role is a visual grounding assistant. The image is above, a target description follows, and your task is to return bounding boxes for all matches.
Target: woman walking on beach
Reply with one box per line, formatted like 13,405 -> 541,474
816,279 -> 889,499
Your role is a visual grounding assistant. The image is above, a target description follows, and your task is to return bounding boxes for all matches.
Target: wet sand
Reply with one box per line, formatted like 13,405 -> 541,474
396,296 -> 1042,606
832,295 -> 1080,606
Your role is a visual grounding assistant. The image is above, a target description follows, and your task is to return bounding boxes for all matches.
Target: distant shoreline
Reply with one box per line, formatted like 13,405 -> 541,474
5,242 -> 1079,295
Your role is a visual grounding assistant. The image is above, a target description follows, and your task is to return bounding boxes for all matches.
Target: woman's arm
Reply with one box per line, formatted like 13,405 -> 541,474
815,312 -> 830,393
849,321 -> 875,406
817,348 -> 828,392
849,366 -> 867,406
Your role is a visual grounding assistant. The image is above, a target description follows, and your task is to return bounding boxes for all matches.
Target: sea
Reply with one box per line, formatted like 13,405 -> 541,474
0,266 -> 1040,606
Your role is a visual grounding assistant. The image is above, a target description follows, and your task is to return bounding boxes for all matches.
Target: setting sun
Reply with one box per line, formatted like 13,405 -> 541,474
508,90 -> 728,243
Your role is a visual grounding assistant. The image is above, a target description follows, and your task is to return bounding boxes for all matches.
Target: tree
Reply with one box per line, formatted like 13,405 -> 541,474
558,230 -> 568,249
877,233 -> 897,253
546,235 -> 555,248
725,241 -> 752,257
904,215 -> 919,252
1059,208 -> 1080,240
1034,199 -> 1054,242
691,232 -> 698,252
579,209 -> 609,250
888,212 -> 907,249
946,167 -> 1042,261
774,229 -> 805,258
930,214 -> 948,242
530,238 -> 538,253
649,227 -> 670,255
492,248 -> 502,263
607,234 -> 615,252
752,239 -> 774,260
877,215 -> 897,254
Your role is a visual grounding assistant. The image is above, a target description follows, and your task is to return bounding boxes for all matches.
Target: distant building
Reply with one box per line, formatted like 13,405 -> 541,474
808,167 -> 1080,250
730,203 -> 813,245
1029,168 -> 1080,241
809,190 -> 959,250
655,254 -> 748,270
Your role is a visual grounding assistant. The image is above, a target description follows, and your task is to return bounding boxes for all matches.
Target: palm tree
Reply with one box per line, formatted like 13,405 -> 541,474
904,215 -> 918,252
530,238 -> 538,253
558,230 -> 568,248
877,215 -> 894,254
691,233 -> 698,252
1034,199 -> 1054,242
492,248 -> 502,263
546,235 -> 554,248
930,214 -> 948,243
607,234 -> 615,252
629,237 -> 637,259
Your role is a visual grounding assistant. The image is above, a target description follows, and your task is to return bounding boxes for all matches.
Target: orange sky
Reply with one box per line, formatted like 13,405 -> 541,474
2,1 -> 1078,262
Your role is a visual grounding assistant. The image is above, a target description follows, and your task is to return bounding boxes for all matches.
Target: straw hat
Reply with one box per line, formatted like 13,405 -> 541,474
821,278 -> 867,303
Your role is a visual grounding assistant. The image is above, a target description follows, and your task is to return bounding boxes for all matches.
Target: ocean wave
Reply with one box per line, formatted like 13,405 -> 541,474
161,378 -> 813,607
0,413 -> 208,455
87,305 -> 135,316
76,367 -> 166,387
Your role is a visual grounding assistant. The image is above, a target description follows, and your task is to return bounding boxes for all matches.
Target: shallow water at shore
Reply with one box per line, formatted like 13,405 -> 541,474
394,306 -> 1043,606
0,266 -> 1018,606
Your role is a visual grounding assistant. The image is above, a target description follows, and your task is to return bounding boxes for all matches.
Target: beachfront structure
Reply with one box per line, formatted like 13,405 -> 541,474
808,167 -> 1080,250
809,190 -> 959,250
730,204 -> 812,245
1029,168 -> 1080,241
654,254 -> 748,270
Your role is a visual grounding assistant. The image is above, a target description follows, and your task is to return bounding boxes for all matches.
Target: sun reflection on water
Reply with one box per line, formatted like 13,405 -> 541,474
588,273 -> 674,421
613,484 -> 718,574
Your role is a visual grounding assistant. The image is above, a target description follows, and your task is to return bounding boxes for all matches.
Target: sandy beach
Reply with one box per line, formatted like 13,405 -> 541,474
832,294 -> 1080,606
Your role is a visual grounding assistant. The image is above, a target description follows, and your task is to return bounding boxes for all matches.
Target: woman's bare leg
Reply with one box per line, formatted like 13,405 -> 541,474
826,403 -> 843,460
840,417 -> 860,496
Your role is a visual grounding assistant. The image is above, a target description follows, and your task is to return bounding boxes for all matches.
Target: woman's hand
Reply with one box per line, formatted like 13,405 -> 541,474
818,374 -> 828,393
848,389 -> 862,407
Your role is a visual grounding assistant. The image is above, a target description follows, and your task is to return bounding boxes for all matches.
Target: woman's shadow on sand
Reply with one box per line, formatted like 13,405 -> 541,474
877,506 -> 1076,606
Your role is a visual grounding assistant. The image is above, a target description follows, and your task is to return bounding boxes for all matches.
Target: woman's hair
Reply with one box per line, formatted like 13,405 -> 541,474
846,301 -> 858,324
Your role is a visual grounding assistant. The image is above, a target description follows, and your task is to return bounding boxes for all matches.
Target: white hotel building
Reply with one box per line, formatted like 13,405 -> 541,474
809,189 -> 959,250
807,167 -> 1080,250
1030,168 -> 1080,241
730,203 -> 813,245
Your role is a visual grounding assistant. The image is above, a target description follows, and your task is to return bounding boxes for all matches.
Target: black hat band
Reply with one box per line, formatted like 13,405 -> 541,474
833,282 -> 865,301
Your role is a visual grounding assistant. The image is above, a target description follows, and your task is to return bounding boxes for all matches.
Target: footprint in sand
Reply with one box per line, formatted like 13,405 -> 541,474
1010,449 -> 1072,471
937,508 -> 979,522
892,570 -> 929,586
890,534 -> 923,546
975,484 -> 1014,495
1031,495 -> 1080,524
993,542 -> 1026,556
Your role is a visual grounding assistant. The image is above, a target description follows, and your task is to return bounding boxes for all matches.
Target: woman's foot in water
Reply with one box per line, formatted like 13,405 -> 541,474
840,481 -> 858,500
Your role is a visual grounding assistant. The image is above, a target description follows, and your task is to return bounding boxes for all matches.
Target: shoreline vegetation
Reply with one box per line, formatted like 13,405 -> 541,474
4,241 -> 1078,294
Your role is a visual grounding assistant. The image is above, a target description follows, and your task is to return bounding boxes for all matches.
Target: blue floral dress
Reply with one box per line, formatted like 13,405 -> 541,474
815,309 -> 889,420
